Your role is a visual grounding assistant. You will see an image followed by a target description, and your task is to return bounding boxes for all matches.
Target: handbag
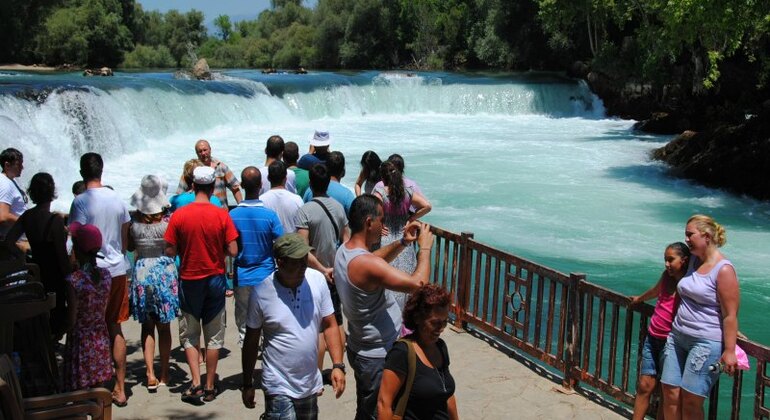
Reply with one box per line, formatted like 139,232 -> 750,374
393,338 -> 417,420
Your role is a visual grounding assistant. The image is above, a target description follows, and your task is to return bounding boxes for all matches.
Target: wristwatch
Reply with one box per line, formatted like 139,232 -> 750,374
332,363 -> 346,373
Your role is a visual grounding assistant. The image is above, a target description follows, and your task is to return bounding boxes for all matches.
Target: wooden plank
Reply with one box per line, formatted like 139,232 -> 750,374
731,370 -> 743,419
582,295 -> 594,371
534,273 -> 545,350
472,253 -> 482,317
755,360 -> 767,419
557,283 -> 568,359
621,306 -> 634,391
608,302 -> 619,387
492,260 -> 505,325
479,254 -> 490,323
524,267 -> 534,342
431,235 -> 442,285
545,278 -> 556,354
442,236 -> 450,291
595,299 -> 606,380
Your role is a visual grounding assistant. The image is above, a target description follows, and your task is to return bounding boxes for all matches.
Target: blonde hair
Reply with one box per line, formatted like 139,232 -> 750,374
182,159 -> 204,186
687,214 -> 727,247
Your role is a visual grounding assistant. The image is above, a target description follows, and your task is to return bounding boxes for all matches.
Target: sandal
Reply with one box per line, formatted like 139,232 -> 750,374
181,384 -> 204,402
147,378 -> 160,391
111,393 -> 128,408
203,385 -> 219,402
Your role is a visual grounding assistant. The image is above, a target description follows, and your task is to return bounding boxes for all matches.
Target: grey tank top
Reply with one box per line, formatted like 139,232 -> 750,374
334,244 -> 403,358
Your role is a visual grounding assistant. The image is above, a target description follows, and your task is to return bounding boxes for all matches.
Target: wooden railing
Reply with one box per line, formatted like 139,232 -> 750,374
429,226 -> 770,419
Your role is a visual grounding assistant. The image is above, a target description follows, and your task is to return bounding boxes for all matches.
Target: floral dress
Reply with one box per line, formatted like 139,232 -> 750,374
374,184 -> 416,311
129,221 -> 179,324
64,268 -> 112,391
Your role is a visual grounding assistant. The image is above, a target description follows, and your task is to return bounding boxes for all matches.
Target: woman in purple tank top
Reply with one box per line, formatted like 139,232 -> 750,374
660,215 -> 740,419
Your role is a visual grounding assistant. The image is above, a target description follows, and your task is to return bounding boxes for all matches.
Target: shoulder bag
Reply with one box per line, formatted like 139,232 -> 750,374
393,338 -> 417,420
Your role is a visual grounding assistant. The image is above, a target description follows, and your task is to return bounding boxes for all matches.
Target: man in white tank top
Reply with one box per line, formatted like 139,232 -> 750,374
334,194 -> 434,420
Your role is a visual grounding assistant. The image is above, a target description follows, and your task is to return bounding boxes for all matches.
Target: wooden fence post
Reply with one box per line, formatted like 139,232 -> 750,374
454,232 -> 474,329
563,272 -> 585,391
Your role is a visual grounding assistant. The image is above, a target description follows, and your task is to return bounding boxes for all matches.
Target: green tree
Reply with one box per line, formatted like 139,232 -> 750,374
214,15 -> 232,41
0,0 -> 65,63
163,9 -> 206,66
36,0 -> 133,66
313,0 -> 354,68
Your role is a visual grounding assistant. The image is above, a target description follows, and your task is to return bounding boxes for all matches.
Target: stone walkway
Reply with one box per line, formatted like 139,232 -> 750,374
113,301 -> 629,419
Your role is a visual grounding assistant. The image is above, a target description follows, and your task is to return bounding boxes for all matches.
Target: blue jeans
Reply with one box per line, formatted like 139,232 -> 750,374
263,394 -> 318,420
347,349 -> 386,420
660,331 -> 722,397
640,335 -> 667,376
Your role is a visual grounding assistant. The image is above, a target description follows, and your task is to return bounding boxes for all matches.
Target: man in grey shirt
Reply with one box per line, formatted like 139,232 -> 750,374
334,194 -> 434,420
295,163 -> 349,373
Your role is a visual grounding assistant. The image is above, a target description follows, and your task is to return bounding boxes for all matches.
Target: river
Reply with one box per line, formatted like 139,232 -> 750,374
1,69 -> 769,348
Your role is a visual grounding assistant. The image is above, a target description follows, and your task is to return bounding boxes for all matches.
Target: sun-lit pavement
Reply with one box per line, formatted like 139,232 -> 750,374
113,300 -> 628,419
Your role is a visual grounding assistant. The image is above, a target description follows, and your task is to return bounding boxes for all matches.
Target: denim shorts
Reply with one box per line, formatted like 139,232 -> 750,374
659,331 -> 722,397
263,394 -> 318,420
640,335 -> 667,376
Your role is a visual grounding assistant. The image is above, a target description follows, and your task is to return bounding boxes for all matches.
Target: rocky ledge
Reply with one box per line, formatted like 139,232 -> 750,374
651,109 -> 770,201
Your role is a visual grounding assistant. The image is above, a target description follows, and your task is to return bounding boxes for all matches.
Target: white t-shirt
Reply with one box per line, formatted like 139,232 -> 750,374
0,174 -> 27,236
246,268 -> 334,398
69,187 -> 131,276
259,188 -> 303,234
258,166 -> 296,195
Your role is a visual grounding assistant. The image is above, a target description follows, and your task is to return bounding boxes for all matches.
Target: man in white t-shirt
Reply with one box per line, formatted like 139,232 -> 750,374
258,135 -> 296,194
240,233 -> 345,418
0,148 -> 28,240
260,161 -> 303,233
68,152 -> 131,406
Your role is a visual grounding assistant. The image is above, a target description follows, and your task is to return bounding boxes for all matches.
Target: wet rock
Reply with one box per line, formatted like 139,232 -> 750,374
633,112 -> 689,135
192,58 -> 211,80
567,61 -> 590,79
652,111 -> 770,200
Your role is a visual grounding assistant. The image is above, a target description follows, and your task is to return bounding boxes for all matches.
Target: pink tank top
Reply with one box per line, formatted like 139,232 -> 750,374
648,275 -> 680,339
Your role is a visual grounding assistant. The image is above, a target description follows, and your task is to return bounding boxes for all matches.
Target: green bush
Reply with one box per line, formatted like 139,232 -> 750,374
122,44 -> 176,68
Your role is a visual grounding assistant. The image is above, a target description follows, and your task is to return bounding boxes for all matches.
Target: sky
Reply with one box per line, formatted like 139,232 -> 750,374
136,1 -> 315,24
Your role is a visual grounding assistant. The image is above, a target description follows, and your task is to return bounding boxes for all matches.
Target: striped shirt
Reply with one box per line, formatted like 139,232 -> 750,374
176,158 -> 240,209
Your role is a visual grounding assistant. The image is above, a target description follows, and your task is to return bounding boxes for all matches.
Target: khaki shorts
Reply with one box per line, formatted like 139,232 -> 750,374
105,274 -> 129,324
179,307 -> 226,350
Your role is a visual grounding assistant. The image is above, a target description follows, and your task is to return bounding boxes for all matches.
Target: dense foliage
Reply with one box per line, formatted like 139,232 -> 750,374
2,0 -> 768,108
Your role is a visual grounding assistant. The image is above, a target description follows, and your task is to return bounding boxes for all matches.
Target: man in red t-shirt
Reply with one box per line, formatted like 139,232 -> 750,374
165,166 -> 238,403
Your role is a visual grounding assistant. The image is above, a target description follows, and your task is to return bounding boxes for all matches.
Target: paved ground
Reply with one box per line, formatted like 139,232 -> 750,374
112,300 -> 629,419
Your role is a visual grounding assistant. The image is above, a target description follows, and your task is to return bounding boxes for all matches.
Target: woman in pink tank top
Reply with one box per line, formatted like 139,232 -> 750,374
630,242 -> 690,420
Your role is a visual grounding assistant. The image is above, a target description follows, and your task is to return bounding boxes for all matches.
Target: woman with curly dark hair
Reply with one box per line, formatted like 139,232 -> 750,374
5,172 -> 71,339
377,284 -> 459,420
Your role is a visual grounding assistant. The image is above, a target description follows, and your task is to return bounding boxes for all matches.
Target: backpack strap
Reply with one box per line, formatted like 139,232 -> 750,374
311,198 -> 341,243
393,338 -> 417,419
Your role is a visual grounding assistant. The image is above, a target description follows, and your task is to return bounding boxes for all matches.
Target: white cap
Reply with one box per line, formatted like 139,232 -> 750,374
193,166 -> 215,185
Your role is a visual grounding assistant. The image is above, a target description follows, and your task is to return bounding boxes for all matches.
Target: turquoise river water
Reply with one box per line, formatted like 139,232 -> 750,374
1,69 -> 768,351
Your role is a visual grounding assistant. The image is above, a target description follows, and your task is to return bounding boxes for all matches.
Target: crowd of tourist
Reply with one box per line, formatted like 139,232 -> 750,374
0,133 -> 462,420
1,134 -> 743,419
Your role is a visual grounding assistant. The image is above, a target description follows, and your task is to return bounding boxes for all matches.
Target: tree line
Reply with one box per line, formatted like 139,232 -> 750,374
1,0 -> 768,109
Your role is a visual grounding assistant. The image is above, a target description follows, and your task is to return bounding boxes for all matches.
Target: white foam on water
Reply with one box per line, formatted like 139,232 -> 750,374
2,71 -> 769,339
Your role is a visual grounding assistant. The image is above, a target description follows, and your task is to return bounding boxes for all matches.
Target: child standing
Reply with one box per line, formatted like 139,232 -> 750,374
630,242 -> 691,419
63,222 -> 113,392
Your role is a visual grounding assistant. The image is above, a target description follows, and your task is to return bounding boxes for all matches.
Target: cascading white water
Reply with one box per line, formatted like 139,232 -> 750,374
1,70 -> 768,343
